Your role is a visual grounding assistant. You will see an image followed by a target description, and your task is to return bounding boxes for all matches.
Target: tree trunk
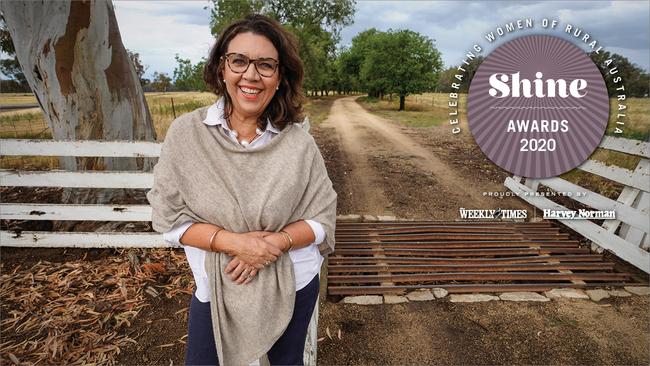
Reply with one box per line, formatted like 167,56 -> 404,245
1,0 -> 156,171
399,94 -> 405,111
1,0 -> 157,229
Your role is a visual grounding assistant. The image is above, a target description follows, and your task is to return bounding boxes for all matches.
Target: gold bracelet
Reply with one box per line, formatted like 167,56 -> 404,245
279,230 -> 294,252
209,228 -> 224,252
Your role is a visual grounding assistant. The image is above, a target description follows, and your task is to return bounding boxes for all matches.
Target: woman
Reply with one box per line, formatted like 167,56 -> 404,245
147,14 -> 337,366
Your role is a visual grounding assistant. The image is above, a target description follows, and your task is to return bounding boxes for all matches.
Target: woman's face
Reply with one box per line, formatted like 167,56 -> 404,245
223,32 -> 280,120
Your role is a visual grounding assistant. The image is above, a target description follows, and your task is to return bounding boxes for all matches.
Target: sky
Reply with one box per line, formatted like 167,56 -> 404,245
10,0 -> 650,80
339,0 -> 650,69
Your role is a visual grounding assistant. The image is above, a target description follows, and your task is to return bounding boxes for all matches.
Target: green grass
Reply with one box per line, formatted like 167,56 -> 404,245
357,96 -> 447,127
303,95 -> 340,125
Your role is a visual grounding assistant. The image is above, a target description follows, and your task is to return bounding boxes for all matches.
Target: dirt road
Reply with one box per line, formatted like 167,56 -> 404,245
313,96 -> 649,365
320,97 -> 394,215
320,96 -> 526,219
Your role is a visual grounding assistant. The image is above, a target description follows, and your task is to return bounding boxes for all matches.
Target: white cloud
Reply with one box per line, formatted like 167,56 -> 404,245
113,0 -> 214,79
340,0 -> 649,70
109,0 -> 649,77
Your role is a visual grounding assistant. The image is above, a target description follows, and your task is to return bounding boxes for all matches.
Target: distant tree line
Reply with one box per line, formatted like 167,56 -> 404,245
435,52 -> 649,98
208,0 -> 442,110
209,0 -> 355,98
590,51 -> 649,98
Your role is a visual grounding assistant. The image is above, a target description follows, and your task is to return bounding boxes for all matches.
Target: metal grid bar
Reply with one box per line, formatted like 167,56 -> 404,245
327,221 -> 638,295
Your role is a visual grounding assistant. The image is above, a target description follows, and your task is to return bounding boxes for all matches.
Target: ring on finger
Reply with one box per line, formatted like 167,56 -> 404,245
265,261 -> 270,266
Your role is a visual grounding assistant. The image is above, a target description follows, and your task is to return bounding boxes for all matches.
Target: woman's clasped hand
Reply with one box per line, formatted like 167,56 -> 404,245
147,13 -> 338,365
223,230 -> 289,284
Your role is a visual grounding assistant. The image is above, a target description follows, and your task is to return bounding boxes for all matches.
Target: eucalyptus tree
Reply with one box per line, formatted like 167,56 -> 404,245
1,0 -> 157,213
1,1 -> 156,173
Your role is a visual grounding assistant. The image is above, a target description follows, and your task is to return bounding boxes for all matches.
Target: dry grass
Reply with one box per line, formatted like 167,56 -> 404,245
609,98 -> 650,140
357,96 -> 448,127
303,95 -> 340,126
0,248 -> 193,365
410,92 -> 469,111
0,92 -> 216,169
0,93 -> 37,106
387,92 -> 649,141
0,92 -> 337,138
1,156 -> 60,171
0,92 -> 217,140
358,93 -> 648,201
0,93 -> 339,169
0,112 -> 51,138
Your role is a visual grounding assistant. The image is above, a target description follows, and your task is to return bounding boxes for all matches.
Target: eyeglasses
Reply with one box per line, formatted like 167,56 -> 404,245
223,53 -> 279,78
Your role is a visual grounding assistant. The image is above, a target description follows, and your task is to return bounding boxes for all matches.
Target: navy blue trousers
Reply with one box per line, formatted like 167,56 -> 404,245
184,275 -> 320,366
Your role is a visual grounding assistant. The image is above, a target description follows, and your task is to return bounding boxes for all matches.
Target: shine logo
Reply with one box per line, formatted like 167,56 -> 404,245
467,35 -> 609,178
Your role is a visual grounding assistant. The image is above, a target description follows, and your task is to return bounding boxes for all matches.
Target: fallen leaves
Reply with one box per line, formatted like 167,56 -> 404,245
142,262 -> 166,275
0,248 -> 193,365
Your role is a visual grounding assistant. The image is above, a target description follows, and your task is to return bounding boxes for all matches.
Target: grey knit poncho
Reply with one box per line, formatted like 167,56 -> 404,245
147,107 -> 337,365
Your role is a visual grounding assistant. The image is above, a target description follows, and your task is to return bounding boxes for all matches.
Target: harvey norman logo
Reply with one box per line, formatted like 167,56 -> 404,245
543,209 -> 615,220
459,208 -> 527,219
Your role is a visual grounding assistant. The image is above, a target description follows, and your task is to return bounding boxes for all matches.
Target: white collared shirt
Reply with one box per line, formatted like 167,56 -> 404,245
163,98 -> 325,302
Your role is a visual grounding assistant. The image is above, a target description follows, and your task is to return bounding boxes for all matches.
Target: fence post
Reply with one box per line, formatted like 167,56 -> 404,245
303,304 -> 318,365
171,98 -> 176,119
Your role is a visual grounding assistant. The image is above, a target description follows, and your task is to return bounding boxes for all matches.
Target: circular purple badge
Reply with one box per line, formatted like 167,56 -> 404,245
467,35 -> 609,178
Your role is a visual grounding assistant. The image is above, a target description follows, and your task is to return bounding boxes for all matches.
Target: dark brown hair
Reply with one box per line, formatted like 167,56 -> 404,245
204,14 -> 304,130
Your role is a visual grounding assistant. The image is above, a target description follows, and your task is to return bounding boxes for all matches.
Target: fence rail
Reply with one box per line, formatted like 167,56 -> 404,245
505,136 -> 650,273
0,203 -> 152,221
0,138 -> 161,157
0,138 -> 317,364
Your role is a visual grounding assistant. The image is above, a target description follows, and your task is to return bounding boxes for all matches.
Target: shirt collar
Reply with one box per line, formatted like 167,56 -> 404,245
202,97 -> 280,134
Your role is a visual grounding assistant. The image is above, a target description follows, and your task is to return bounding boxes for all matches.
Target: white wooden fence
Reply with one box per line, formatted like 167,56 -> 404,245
504,136 -> 650,273
0,138 -> 317,365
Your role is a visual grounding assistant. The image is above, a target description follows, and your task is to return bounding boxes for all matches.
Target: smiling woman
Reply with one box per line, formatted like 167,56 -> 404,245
146,14 -> 337,366
204,16 -> 305,133
220,32 -> 281,139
